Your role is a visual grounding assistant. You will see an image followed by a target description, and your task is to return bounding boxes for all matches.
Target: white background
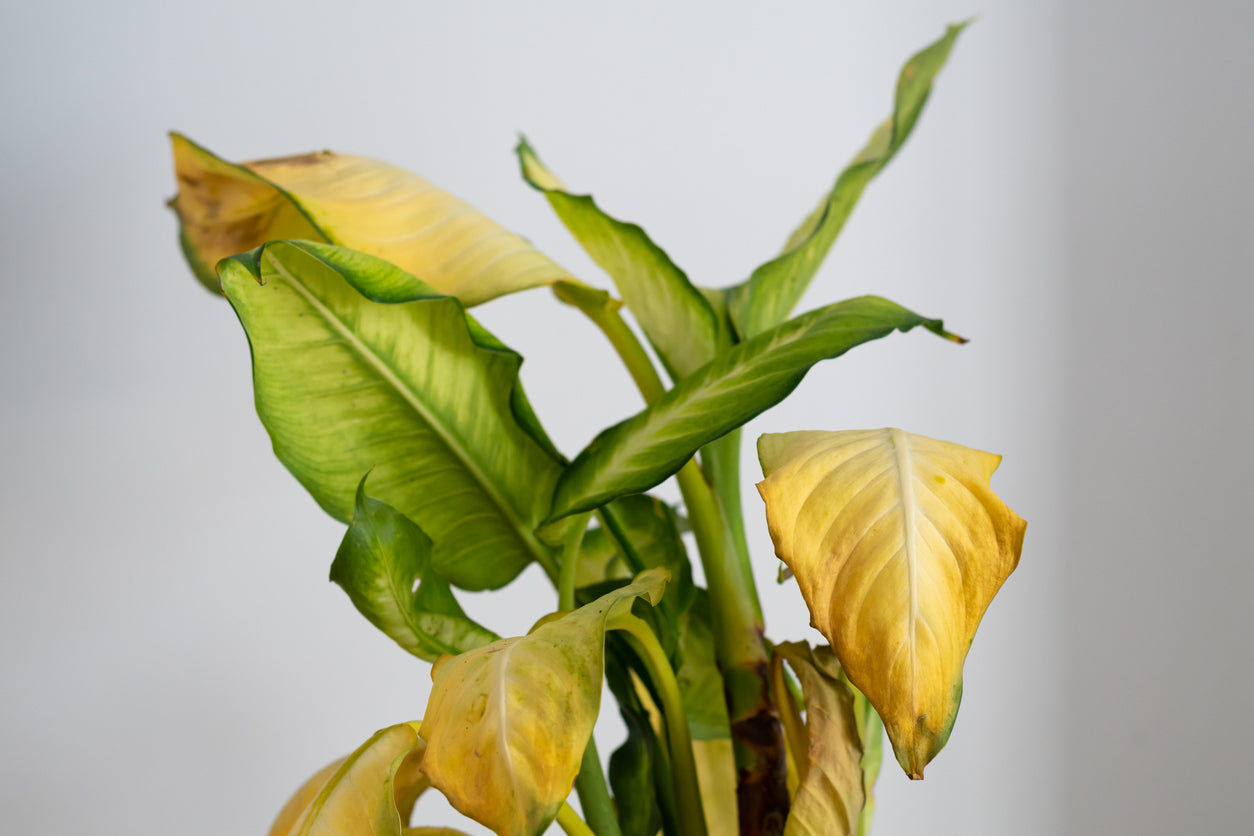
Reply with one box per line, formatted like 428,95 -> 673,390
0,2 -> 1249,834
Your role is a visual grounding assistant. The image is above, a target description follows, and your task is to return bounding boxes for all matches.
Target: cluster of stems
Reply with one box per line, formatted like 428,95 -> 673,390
554,297 -> 788,836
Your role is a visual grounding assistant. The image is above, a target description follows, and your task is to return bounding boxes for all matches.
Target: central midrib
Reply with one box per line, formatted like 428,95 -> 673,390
266,250 -> 550,570
888,427 -> 920,720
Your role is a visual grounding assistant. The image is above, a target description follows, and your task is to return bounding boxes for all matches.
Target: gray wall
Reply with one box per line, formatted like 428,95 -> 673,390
1062,1 -> 1254,832
0,2 -> 1244,834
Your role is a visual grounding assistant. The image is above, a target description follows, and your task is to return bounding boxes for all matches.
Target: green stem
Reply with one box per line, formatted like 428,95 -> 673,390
674,460 -> 765,674
558,511 -> 594,611
596,506 -> 647,575
556,802 -> 597,836
574,738 -> 622,836
558,512 -> 624,836
565,285 -> 788,831
702,429 -> 752,570
555,282 -> 666,405
613,613 -> 708,836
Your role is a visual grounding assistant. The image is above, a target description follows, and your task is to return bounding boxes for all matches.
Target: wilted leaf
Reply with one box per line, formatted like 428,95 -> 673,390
330,478 -> 499,660
757,429 -> 1026,777
418,570 -> 668,836
727,23 -> 968,339
218,240 -> 563,590
270,723 -> 428,836
842,677 -> 884,836
549,297 -> 961,520
169,133 -> 574,302
517,138 -> 722,378
773,642 -> 864,836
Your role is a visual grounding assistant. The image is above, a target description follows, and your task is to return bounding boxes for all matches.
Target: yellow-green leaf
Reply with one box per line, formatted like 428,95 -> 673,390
756,429 -> 1026,778
169,133 -> 575,303
692,739 -> 738,836
774,642 -> 865,836
218,241 -> 563,590
418,570 -> 668,836
517,138 -> 722,379
271,723 -> 428,836
727,23 -> 968,340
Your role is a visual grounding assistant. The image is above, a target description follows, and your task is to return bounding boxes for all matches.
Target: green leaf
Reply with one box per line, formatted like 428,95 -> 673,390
842,677 -> 884,836
773,643 -> 865,836
169,133 -> 574,303
604,646 -> 678,836
218,240 -> 562,590
330,478 -> 499,661
517,138 -> 722,379
676,591 -> 731,742
418,570 -> 669,836
591,496 -> 695,615
270,723 -> 429,836
608,707 -> 663,836
548,296 -> 962,519
727,22 -> 968,340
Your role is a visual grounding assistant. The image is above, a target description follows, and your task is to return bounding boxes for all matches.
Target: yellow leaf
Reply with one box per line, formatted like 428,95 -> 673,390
418,570 -> 668,836
774,642 -> 865,836
756,429 -> 1026,778
169,133 -> 575,304
692,738 -> 739,836
270,723 -> 429,836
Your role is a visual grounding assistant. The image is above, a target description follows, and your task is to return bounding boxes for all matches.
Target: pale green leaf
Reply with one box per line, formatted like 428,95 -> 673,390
170,133 -> 574,303
330,478 -> 499,661
727,23 -> 968,339
218,240 -> 562,589
517,138 -> 722,378
418,570 -> 668,836
548,296 -> 962,519
757,429 -> 1026,777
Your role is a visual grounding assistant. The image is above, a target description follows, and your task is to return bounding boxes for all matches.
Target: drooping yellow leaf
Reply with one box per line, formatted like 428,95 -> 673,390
418,570 -> 668,836
270,757 -> 347,836
757,429 -> 1026,778
271,723 -> 429,836
403,830 -> 474,836
169,133 -> 575,303
774,642 -> 865,836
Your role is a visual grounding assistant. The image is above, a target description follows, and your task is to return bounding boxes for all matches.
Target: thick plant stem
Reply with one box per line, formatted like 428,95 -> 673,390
702,429 -> 752,568
558,513 -> 624,836
614,613 -> 708,836
675,462 -> 790,836
569,295 -> 788,834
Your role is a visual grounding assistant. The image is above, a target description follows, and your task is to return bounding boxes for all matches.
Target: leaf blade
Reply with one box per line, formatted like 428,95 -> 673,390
517,138 -> 721,378
549,296 -> 960,519
418,570 -> 669,836
727,23 -> 968,339
170,134 -> 575,304
331,478 -> 500,660
756,429 -> 1026,777
271,724 -> 427,836
219,240 -> 562,589
774,642 -> 864,836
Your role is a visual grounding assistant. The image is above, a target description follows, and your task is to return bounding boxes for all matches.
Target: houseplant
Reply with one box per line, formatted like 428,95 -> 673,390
167,20 -> 1025,836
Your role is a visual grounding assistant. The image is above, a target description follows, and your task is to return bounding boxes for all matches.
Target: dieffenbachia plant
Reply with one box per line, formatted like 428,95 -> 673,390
169,22 -> 1026,836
